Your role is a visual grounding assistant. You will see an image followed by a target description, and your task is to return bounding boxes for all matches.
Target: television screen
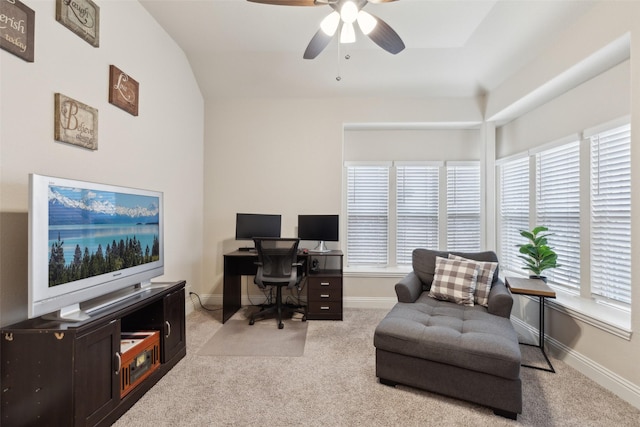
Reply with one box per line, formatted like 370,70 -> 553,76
29,174 -> 164,320
235,213 -> 281,240
298,215 -> 339,252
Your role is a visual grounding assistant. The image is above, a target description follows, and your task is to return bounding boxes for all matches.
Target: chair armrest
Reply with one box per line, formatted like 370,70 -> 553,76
395,272 -> 423,303
487,279 -> 514,318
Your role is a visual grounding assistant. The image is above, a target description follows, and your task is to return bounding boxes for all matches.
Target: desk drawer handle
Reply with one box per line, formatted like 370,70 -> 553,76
320,282 -> 330,286
320,294 -> 330,298
320,306 -> 330,310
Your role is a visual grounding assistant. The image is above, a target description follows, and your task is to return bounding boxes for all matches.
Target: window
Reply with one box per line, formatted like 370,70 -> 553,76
590,124 -> 631,305
346,164 -> 389,266
446,163 -> 481,251
536,141 -> 581,290
497,156 -> 529,273
396,164 -> 439,264
497,121 -> 631,310
346,161 -> 481,267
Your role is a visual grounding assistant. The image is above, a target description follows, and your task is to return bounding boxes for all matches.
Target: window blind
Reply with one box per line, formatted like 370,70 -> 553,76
499,157 -> 530,273
396,165 -> 439,264
446,163 -> 481,251
590,124 -> 631,305
536,141 -> 581,289
346,165 -> 389,266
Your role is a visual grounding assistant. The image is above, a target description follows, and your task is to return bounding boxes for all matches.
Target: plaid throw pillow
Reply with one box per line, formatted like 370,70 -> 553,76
429,256 -> 479,306
449,254 -> 498,308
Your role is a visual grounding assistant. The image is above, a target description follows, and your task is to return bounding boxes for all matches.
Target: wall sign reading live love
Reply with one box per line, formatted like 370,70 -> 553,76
56,0 -> 99,47
0,0 -> 35,62
54,93 -> 99,150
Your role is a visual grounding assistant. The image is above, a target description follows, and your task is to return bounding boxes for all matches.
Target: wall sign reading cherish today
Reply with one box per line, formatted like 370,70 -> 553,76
0,0 -> 35,62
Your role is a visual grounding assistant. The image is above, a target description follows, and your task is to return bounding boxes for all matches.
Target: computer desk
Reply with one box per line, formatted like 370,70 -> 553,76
222,249 -> 343,324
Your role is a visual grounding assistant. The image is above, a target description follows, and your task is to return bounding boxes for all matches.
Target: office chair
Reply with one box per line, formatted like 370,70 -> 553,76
251,237 -> 307,329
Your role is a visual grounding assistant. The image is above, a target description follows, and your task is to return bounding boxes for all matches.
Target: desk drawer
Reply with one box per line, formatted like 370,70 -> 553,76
307,301 -> 342,317
308,286 -> 342,302
307,277 -> 342,291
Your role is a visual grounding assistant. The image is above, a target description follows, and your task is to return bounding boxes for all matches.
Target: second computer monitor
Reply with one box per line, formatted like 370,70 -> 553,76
298,214 -> 339,252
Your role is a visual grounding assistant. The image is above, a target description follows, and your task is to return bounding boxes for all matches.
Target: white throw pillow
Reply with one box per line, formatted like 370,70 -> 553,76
449,254 -> 498,308
429,256 -> 479,306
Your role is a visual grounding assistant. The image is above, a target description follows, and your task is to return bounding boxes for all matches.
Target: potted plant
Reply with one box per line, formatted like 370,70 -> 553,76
517,226 -> 559,282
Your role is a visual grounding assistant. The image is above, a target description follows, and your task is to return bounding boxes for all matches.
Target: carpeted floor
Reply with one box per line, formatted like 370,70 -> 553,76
113,307 -> 640,426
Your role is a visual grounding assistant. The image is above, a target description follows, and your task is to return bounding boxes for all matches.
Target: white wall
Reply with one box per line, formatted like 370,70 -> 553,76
492,1 -> 640,408
202,97 -> 482,301
0,0 -> 204,326
344,129 -> 481,162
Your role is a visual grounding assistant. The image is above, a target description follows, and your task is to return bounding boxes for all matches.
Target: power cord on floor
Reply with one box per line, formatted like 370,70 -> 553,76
189,291 -> 223,312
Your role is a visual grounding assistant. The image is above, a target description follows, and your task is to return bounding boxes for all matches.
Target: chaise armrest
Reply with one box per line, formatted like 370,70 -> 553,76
395,272 -> 423,303
487,279 -> 514,318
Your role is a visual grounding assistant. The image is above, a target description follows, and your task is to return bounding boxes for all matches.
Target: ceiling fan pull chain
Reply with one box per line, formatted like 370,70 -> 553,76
336,36 -> 342,81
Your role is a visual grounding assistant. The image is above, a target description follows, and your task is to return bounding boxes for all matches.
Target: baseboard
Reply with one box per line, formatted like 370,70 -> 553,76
187,294 -> 397,310
343,296 -> 397,310
511,316 -> 640,410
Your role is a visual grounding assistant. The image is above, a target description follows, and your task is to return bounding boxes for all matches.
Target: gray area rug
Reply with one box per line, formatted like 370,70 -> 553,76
114,307 -> 640,426
198,318 -> 307,357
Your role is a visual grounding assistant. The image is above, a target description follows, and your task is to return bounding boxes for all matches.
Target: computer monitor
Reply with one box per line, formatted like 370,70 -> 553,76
298,214 -> 339,253
235,213 -> 281,250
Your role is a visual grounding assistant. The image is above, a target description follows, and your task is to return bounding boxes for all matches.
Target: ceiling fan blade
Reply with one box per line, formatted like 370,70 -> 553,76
303,27 -> 334,59
246,0 -> 318,6
367,0 -> 399,3
366,13 -> 405,54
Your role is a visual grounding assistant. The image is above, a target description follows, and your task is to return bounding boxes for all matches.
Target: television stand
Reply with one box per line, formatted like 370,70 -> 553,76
1,280 -> 186,427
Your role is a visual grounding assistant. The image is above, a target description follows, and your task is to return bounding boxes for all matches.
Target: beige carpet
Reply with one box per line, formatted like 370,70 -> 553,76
113,307 -> 640,426
198,317 -> 307,357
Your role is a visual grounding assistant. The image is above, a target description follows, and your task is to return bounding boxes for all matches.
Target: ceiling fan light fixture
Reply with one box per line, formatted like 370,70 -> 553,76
356,10 -> 377,35
320,11 -> 340,36
340,1 -> 358,24
340,22 -> 356,43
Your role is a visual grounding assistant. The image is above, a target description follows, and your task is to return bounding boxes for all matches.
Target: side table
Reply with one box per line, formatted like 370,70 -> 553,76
506,277 -> 556,373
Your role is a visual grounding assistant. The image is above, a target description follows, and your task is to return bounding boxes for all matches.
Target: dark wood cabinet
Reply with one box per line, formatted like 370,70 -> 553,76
74,319 -> 120,426
306,251 -> 343,320
1,281 -> 186,427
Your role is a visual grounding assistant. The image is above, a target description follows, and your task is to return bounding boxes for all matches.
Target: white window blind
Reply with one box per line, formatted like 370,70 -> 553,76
536,141 -> 581,289
396,165 -> 439,264
590,124 -> 631,305
498,157 -> 530,273
446,163 -> 481,251
346,165 -> 389,266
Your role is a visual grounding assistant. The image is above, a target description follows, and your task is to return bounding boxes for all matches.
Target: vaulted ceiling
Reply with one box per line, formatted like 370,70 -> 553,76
140,0 -> 596,99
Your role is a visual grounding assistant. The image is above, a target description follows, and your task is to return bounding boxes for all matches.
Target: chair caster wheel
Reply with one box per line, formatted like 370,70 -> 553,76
249,319 -> 255,325
278,322 -> 284,329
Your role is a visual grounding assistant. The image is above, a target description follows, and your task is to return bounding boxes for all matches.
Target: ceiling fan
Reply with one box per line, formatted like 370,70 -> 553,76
247,0 -> 405,59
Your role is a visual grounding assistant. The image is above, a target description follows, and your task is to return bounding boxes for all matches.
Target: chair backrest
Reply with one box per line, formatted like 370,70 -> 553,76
253,238 -> 300,286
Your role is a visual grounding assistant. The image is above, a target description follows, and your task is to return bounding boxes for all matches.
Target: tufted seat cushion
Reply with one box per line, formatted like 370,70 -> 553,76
374,292 -> 521,380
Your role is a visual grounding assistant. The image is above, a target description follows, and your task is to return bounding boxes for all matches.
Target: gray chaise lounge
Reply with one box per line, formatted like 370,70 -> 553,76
374,249 -> 522,419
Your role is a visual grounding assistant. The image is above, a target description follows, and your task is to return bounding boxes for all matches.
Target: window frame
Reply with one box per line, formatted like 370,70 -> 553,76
344,160 -> 481,268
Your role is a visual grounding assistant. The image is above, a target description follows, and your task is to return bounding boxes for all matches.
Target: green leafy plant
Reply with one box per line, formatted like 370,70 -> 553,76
517,226 -> 559,278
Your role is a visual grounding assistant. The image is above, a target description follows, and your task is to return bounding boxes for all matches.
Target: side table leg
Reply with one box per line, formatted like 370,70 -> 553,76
521,295 -> 555,373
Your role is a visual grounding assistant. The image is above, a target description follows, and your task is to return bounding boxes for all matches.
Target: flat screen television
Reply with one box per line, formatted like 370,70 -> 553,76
235,213 -> 281,250
29,174 -> 164,321
297,214 -> 339,253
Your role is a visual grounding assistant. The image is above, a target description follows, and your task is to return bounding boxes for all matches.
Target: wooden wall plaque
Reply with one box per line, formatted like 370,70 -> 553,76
109,65 -> 139,116
54,93 -> 99,150
0,0 -> 35,62
56,0 -> 99,47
